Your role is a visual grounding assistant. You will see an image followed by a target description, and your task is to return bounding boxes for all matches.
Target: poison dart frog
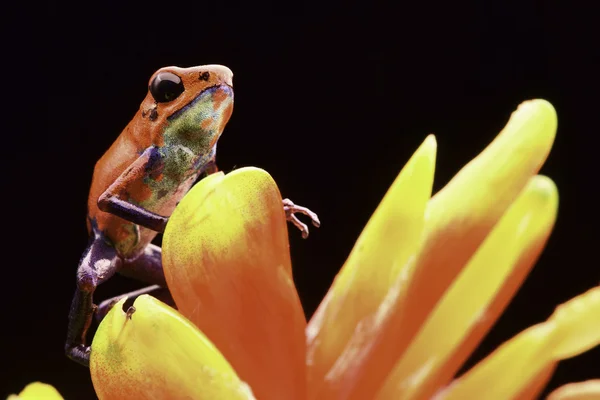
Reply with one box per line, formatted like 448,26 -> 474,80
65,65 -> 320,367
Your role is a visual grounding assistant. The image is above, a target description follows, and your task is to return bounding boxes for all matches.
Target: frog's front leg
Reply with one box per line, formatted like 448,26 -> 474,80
97,146 -> 169,233
282,198 -> 321,239
66,235 -> 121,367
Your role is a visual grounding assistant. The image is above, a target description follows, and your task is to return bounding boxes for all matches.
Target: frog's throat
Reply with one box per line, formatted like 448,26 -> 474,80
167,84 -> 233,122
162,84 -> 233,155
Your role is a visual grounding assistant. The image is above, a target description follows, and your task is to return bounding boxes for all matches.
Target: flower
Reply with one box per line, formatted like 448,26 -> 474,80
88,99 -> 600,399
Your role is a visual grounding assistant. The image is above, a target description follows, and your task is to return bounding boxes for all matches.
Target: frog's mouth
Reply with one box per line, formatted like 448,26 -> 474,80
165,84 -> 234,147
168,84 -> 234,122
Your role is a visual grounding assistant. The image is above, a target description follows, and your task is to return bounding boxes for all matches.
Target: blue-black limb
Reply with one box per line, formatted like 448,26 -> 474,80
98,196 -> 168,233
94,243 -> 175,322
120,243 -> 167,286
65,235 -> 122,367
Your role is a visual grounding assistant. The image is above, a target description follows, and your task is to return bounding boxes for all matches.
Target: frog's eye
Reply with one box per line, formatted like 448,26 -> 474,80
149,72 -> 184,103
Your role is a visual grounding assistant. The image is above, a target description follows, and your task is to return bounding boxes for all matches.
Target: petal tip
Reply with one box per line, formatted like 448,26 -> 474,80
547,380 -> 600,400
228,166 -> 271,178
13,382 -> 63,400
529,175 -> 559,205
413,134 -> 437,170
516,99 -> 558,128
423,133 -> 438,155
113,297 -> 128,315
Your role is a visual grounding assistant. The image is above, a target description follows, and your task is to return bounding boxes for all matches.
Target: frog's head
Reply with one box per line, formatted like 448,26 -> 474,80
140,65 -> 234,152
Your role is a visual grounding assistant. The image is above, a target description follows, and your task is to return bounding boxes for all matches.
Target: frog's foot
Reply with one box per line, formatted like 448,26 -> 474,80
282,198 -> 321,239
65,344 -> 91,367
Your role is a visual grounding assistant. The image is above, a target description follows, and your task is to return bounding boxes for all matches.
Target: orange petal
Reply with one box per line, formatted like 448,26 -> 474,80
162,167 -> 306,400
7,382 -> 64,400
309,99 -> 558,399
306,136 -> 436,398
90,295 -> 254,400
375,175 -> 558,399
547,380 -> 600,400
435,286 -> 600,400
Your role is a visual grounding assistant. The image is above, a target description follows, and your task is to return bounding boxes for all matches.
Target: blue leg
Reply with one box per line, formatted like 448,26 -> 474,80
65,236 -> 121,367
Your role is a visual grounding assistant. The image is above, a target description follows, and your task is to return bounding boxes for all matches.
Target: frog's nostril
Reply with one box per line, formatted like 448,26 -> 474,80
203,64 -> 233,87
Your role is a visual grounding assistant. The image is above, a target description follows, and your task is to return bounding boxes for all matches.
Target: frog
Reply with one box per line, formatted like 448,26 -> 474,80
65,65 -> 320,367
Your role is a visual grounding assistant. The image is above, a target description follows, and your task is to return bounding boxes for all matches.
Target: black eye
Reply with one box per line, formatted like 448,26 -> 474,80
149,72 -> 184,103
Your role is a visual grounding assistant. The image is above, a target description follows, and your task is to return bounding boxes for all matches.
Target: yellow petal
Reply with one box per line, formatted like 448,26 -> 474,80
309,99 -> 557,399
435,286 -> 600,400
306,135 -> 436,398
162,167 -> 306,400
90,295 -> 254,400
7,382 -> 63,400
547,380 -> 600,400
376,175 -> 558,399
515,363 -> 557,400
402,99 -> 557,342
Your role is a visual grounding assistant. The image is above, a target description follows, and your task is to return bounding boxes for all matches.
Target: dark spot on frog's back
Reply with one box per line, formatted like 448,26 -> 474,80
149,108 -> 158,121
199,71 -> 210,81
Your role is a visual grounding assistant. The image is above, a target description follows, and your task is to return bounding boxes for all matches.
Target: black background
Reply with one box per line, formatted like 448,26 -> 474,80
2,1 -> 598,399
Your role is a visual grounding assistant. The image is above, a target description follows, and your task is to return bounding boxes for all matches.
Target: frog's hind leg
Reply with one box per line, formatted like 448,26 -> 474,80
65,235 -> 121,367
119,243 -> 167,286
95,243 -> 175,322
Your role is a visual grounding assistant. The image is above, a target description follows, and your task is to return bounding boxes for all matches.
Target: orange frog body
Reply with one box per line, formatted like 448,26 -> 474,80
88,66 -> 233,258
66,65 -> 320,367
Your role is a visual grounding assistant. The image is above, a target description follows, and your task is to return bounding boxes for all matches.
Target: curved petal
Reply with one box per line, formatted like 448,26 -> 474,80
90,295 -> 254,400
547,380 -> 600,400
7,382 -> 63,400
309,99 -> 557,399
162,167 -> 306,400
403,99 -> 557,342
434,286 -> 600,400
306,136 -> 436,398
376,175 -> 558,399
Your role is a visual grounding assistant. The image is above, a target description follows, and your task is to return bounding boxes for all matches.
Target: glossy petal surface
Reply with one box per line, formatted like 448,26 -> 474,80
306,136 -> 436,398
90,295 -> 254,400
162,167 -> 306,400
436,287 -> 600,400
7,382 -> 63,400
376,175 -> 558,399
